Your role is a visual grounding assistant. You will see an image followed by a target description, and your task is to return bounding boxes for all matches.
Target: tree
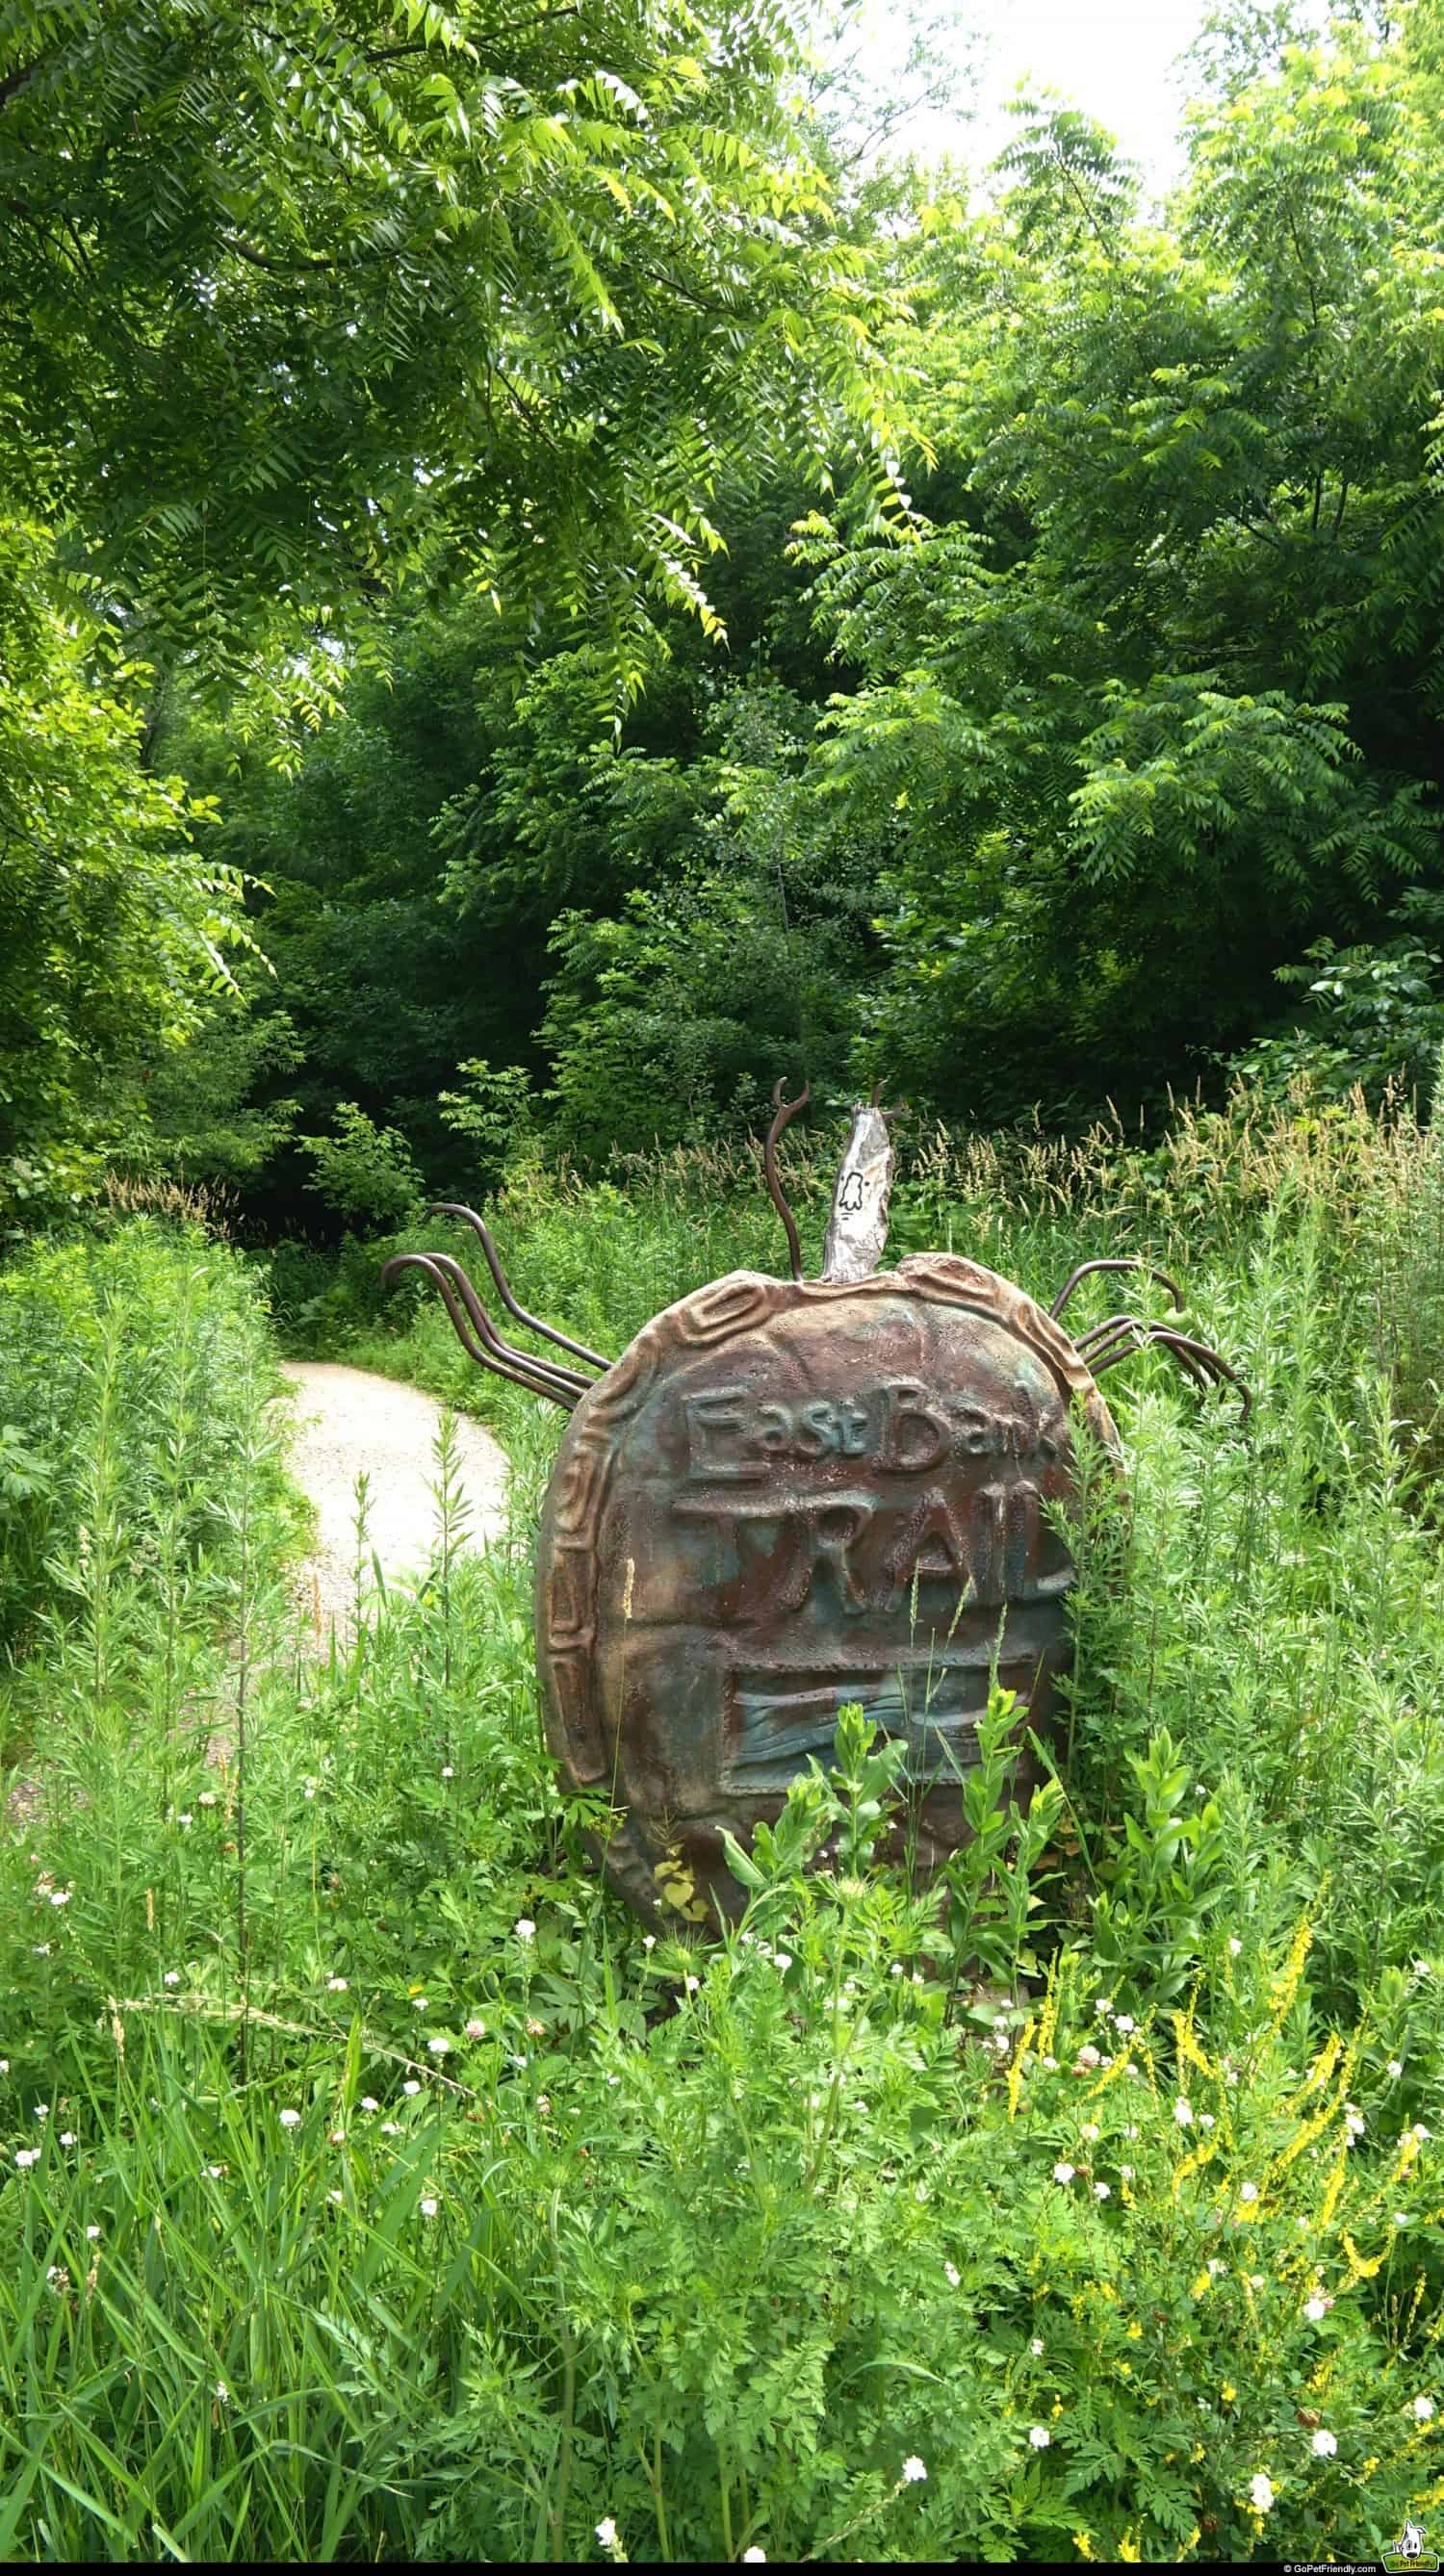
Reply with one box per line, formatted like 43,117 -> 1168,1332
0,521 -> 244,1223
0,0 -> 914,697
793,29 -> 1444,1117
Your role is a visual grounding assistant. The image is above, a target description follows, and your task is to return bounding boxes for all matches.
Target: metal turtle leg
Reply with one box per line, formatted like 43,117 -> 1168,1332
1049,1257 -> 1184,1323
426,1202 -> 611,1375
379,1253 -> 577,1410
764,1077 -> 810,1285
419,1251 -> 592,1400
1090,1318 -> 1251,1421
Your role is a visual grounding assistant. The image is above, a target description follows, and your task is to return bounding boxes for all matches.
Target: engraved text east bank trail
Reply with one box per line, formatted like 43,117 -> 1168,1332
534,1256 -> 1120,1925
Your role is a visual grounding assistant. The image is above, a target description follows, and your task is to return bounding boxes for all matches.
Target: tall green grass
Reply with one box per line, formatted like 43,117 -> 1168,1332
1,1086 -> 1441,2560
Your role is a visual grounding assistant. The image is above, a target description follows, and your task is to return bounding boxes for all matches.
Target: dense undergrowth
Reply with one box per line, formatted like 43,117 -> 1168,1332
0,1085 -> 1441,2561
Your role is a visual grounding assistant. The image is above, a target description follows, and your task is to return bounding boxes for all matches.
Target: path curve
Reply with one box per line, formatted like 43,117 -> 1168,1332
278,1361 -> 509,1638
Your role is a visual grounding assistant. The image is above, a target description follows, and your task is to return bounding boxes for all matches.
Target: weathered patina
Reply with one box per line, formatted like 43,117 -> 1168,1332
382,1077 -> 1248,1926
534,1256 -> 1118,1924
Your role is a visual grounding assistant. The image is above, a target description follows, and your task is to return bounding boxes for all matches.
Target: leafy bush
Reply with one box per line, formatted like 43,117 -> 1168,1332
0,1223 -> 293,1683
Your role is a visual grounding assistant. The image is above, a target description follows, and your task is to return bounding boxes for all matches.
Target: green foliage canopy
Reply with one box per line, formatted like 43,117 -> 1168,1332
0,0 -> 913,691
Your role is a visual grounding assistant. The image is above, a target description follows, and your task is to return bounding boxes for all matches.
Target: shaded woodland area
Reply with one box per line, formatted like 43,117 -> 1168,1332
8,1 -> 1444,1239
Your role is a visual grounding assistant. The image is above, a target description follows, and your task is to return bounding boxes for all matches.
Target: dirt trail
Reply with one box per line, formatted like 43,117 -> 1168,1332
278,1361 -> 509,1639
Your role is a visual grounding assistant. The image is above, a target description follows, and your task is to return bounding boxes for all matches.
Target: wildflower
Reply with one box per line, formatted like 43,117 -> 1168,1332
163,1971 -> 181,1989
86,2225 -> 100,2241
360,2096 -> 379,2114
50,1890 -> 70,1908
1250,2473 -> 1274,2512
216,2382 -> 229,2404
419,2196 -> 438,2218
1029,2426 -> 1050,2450
1207,2260 -> 1225,2278
464,2019 -> 486,2041
0,2060 -> 6,2074
1173,2099 -> 1194,2125
1304,2296 -> 1328,2322
1052,2161 -> 1076,2184
1121,2164 -> 1134,2180
207,2164 -> 223,2178
595,2519 -> 617,2547
34,2103 -> 47,2119
743,2552 -> 767,2564
1413,2396 -> 1435,2423
993,2031 -> 1011,2054
14,2148 -> 39,2168
328,2188 -> 342,2205
526,2017 -> 545,2037
1387,2059 -> 1403,2079
1114,2014 -> 1136,2034
1030,2338 -> 1044,2356
771,1950 -> 793,1972
402,2079 -> 421,2097
901,2457 -> 927,2484
441,1765 -> 453,1779
1311,2430 -> 1337,2458
329,2128 -> 346,2145
1411,2124 -> 1431,2143
944,2261 -> 961,2287
178,1813 -> 193,1828
1096,1996 -> 1114,2017
642,1936 -> 656,1953
684,1975 -> 700,1994
1239,2181 -> 1259,2202
1075,2045 -> 1101,2071
33,1944 -> 49,1957
1228,1937 -> 1242,1957
198,1791 -> 218,1808
326,1976 -> 348,1994
380,2120 -> 400,2135
278,2108 -> 301,2130
411,1996 -> 427,2011
1345,2110 -> 1365,2141
1393,2210 -> 1409,2227
1080,2123 -> 1100,2142
515,1919 -> 536,1943
1199,2112 -> 1216,2129
1222,2383 -> 1237,2405
1094,2181 -> 1111,2201
889,1961 -> 903,1977
1043,2053 -> 1058,2070
427,2037 -> 449,2058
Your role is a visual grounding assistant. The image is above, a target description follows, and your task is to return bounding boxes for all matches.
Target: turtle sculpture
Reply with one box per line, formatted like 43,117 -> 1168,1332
382,1086 -> 1248,1926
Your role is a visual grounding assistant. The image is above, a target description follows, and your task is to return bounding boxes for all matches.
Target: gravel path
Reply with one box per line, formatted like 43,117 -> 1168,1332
278,1361 -> 509,1638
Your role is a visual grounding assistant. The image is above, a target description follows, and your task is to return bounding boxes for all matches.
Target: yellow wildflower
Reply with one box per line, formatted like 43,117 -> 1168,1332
1072,2535 -> 1095,2562
1268,1905 -> 1317,2029
1222,2383 -> 1237,2405
1190,2272 -> 1211,2300
1343,2228 -> 1388,2283
1008,2018 -> 1035,2122
1119,2531 -> 1142,2562
1126,2320 -> 1143,2340
1320,2152 -> 1349,2230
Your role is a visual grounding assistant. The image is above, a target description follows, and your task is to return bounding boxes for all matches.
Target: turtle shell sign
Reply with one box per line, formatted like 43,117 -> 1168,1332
534,1256 -> 1118,1924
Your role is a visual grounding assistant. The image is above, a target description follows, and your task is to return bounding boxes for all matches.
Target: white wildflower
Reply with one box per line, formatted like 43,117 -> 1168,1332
515,1918 -> 536,1943
1052,2161 -> 1075,2184
901,2456 -> 927,2484
1311,2430 -> 1337,2458
1250,2473 -> 1274,2512
278,2108 -> 301,2129
1028,2426 -> 1050,2450
1173,2098 -> 1194,2125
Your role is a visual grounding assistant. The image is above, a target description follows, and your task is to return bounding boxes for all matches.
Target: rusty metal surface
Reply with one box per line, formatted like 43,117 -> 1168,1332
535,1255 -> 1120,1926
